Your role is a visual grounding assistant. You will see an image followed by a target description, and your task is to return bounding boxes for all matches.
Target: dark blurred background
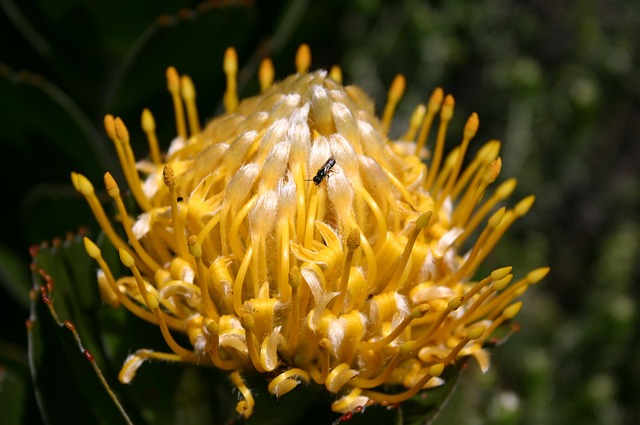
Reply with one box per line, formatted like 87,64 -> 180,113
1,0 -> 638,424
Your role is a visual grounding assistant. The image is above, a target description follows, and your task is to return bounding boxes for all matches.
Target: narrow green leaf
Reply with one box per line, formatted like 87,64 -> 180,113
28,239 -> 140,425
28,285 -> 125,424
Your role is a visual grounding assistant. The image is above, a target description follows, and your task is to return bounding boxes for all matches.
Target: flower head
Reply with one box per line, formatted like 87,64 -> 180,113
74,44 -> 548,418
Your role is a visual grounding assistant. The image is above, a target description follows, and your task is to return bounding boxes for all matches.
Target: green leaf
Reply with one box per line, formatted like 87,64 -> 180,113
28,236 -> 139,425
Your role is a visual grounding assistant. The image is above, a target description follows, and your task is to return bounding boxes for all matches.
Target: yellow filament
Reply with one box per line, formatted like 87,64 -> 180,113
467,197 -> 535,275
228,195 -> 257,260
313,338 -> 332,384
381,165 -> 419,210
233,246 -> 253,314
451,158 -> 501,227
230,371 -> 254,419
386,212 -> 431,292
153,299 -> 197,361
381,74 -> 405,133
482,302 -> 523,341
258,57 -> 275,92
361,305 -> 429,350
438,112 -> 479,205
293,165 -> 308,241
441,337 -> 472,366
331,229 -> 360,314
329,65 -> 342,84
431,147 -> 458,196
462,268 -> 509,301
407,297 -> 462,350
415,87 -> 444,156
188,236 -> 220,321
196,212 -> 221,246
443,208 -> 505,287
166,66 -> 187,139
350,350 -> 403,388
438,274 -> 511,338
325,363 -> 358,393
295,43 -> 311,73
113,117 -> 152,211
72,173 -> 146,271
303,189 -> 319,248
331,388 -> 366,413
440,326 -> 485,367
104,173 -> 162,271
355,186 -> 387,249
259,330 -> 280,372
241,314 -> 266,373
119,349 -> 183,384
402,104 -> 426,142
163,165 -> 190,259
104,114 -> 132,187
451,140 -> 500,199
458,178 -> 516,245
278,222 -> 291,301
357,231 -> 377,285
84,237 -> 170,327
362,363 -> 443,404
180,75 -> 201,135
223,47 -> 239,113
457,281 -> 504,327
207,325 -> 242,370
268,369 -> 310,397
285,267 -> 301,355
425,94 -> 454,190
119,249 -> 152,305
104,115 -> 139,207
476,267 -> 548,321
141,108 -> 162,164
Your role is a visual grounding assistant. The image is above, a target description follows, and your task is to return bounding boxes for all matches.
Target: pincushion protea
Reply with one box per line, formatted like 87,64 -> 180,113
72,44 -> 548,419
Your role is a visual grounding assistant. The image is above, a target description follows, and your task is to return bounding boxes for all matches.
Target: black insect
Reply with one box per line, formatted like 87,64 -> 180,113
306,157 -> 336,185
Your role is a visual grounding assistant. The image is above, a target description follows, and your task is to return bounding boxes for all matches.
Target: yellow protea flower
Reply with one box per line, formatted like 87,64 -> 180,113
72,44 -> 548,418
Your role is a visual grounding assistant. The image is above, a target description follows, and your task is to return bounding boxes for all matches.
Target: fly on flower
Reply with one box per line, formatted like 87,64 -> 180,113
72,43 -> 548,420
306,157 -> 336,185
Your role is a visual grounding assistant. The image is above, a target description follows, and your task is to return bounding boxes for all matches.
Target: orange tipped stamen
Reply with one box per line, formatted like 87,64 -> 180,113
381,74 -> 406,133
331,229 -> 360,314
402,103 -> 426,143
187,236 -> 220,321
141,108 -> 162,164
163,165 -> 190,259
258,57 -> 275,92
166,66 -> 187,139
230,371 -> 254,419
425,94 -> 454,190
362,363 -> 444,404
385,211 -> 432,293
437,112 -> 479,206
104,172 -> 162,271
415,87 -> 444,156
180,74 -> 201,135
329,65 -> 342,84
361,305 -> 429,350
223,47 -> 239,113
295,43 -> 311,74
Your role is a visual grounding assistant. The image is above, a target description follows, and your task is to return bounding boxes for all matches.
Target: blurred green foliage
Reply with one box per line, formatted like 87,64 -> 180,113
1,0 -> 638,424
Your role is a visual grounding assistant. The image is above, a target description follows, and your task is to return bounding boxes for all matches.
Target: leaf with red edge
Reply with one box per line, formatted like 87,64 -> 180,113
27,236 -> 140,425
